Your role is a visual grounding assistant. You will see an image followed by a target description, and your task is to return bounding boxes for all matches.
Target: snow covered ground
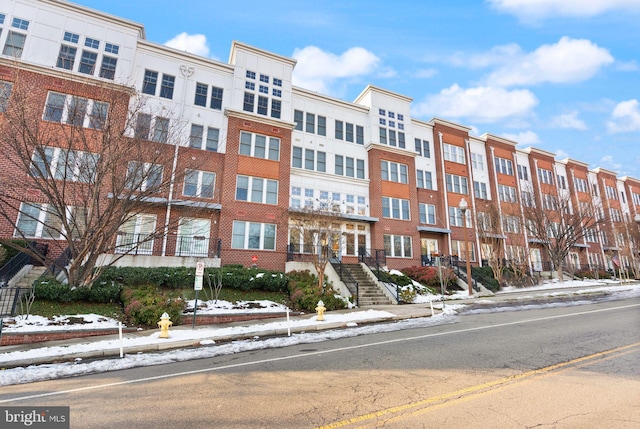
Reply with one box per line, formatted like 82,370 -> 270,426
0,279 -> 638,387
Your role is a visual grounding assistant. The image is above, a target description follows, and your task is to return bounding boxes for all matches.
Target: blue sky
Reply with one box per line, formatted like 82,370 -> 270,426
74,0 -> 640,178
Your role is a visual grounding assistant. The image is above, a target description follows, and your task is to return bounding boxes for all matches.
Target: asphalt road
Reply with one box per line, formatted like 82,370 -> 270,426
1,297 -> 639,428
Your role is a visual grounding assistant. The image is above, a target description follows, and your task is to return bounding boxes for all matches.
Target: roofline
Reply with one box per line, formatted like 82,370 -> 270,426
229,41 -> 297,68
47,0 -> 145,38
429,117 -> 472,133
353,84 -> 413,104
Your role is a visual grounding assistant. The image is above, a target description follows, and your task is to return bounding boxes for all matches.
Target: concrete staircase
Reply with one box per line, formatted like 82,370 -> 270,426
341,263 -> 393,306
0,266 -> 46,316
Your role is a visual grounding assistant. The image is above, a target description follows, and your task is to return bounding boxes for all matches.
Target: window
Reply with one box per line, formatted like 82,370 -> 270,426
152,117 -> 169,143
273,78 -> 282,87
78,50 -> 97,75
63,31 -> 79,44
346,123 -> 354,142
573,177 -> 588,193
142,70 -> 158,95
194,83 -> 207,106
356,125 -> 364,145
256,95 -> 268,115
518,164 -> 529,180
116,214 -> 156,254
183,170 -> 215,199
189,124 -> 204,148
609,208 -> 622,222
449,206 -> 471,227
259,85 -> 268,94
292,147 -> 303,169
335,120 -> 343,140
210,86 -> 223,110
356,159 -> 365,179
382,197 -> 410,220
471,153 -> 484,170
272,89 -> 282,97
245,81 -> 255,90
3,31 -> 27,58
557,175 -> 567,189
522,191 -> 534,207
318,116 -> 326,136
474,181 -> 488,199
452,240 -> 475,262
495,157 -> 514,175
160,74 -> 175,99
0,81 -> 12,112
383,234 -> 412,258
415,139 -> 430,158
15,202 -> 82,240
542,194 -> 558,210
243,92 -> 254,112
204,127 -> 219,151
605,185 -> 618,200
84,37 -> 99,49
99,56 -> 117,80
381,161 -> 409,184
297,148 -> 326,172
105,43 -> 119,54
446,174 -> 469,194
305,113 -> 315,133
30,146 -> 99,183
235,176 -> 278,205
239,131 -> 280,160
232,221 -> 276,250
134,113 -> 151,140
177,218 -> 210,257
294,110 -> 303,131
417,170 -> 433,190
56,45 -> 77,70
271,99 -> 281,119
498,185 -> 517,203
419,203 -> 436,224
538,168 -> 554,185
126,162 -> 163,191
503,216 -> 520,233
43,92 -> 109,129
379,128 -> 405,148
246,70 -> 256,80
443,143 -> 465,164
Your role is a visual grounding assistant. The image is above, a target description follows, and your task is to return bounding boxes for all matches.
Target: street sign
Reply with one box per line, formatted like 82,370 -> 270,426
194,275 -> 203,291
195,261 -> 205,276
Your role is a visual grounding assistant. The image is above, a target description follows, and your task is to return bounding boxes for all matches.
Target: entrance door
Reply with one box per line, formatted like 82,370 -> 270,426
421,238 -> 438,265
530,248 -> 543,271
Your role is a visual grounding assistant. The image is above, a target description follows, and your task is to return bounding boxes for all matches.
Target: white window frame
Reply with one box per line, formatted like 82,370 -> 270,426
231,221 -> 276,250
235,175 -> 278,205
443,143 -> 465,164
183,169 -> 215,199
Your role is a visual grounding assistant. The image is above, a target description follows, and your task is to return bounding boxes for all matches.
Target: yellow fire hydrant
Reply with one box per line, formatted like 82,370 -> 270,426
157,312 -> 173,338
315,300 -> 326,321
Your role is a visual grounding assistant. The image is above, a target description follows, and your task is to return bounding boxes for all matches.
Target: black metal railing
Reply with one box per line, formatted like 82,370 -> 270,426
358,247 -> 386,278
286,243 -> 337,263
115,233 -> 222,258
0,286 -> 32,317
49,247 -> 72,278
0,242 -> 48,288
331,260 -> 359,306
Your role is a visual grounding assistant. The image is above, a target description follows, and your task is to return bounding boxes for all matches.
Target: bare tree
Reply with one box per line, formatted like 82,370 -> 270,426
521,186 -> 602,282
0,73 -> 192,287
289,206 -> 344,291
475,203 -> 507,286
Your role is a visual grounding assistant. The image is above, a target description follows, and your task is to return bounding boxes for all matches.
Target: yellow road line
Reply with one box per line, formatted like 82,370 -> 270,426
317,341 -> 640,429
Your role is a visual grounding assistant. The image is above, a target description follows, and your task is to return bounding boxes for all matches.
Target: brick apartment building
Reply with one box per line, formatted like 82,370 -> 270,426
2,0 -> 640,285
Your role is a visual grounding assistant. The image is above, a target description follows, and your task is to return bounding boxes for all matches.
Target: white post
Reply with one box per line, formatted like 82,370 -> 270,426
118,322 -> 123,358
286,307 -> 291,337
429,296 -> 434,316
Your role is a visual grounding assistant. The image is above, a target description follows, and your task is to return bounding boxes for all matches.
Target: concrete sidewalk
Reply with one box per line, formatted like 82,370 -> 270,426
0,281 -> 636,369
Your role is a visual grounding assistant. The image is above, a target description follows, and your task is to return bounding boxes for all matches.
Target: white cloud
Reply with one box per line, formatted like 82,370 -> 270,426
292,46 -> 380,95
600,155 -> 623,172
164,33 -> 210,58
413,84 -> 538,123
501,130 -> 541,145
551,111 -> 587,130
486,37 -> 613,87
447,43 -> 522,69
607,99 -> 640,133
487,0 -> 640,20
415,68 -> 438,78
555,149 -> 570,160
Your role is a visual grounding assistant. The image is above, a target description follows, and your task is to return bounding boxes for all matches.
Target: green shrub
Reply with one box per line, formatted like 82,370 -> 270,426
34,277 -> 121,303
121,286 -> 184,327
287,270 -> 347,312
95,266 -> 288,292
472,265 -> 500,292
377,270 -> 413,287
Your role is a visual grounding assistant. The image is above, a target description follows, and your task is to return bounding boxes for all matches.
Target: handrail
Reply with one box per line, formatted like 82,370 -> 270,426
0,242 -> 48,287
331,261 -> 359,306
49,247 -> 71,278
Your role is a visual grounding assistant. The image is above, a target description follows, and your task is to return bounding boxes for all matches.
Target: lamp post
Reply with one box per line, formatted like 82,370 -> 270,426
459,198 -> 473,296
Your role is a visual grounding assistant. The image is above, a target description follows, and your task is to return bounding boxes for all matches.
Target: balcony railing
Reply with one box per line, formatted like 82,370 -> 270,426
115,233 -> 221,258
